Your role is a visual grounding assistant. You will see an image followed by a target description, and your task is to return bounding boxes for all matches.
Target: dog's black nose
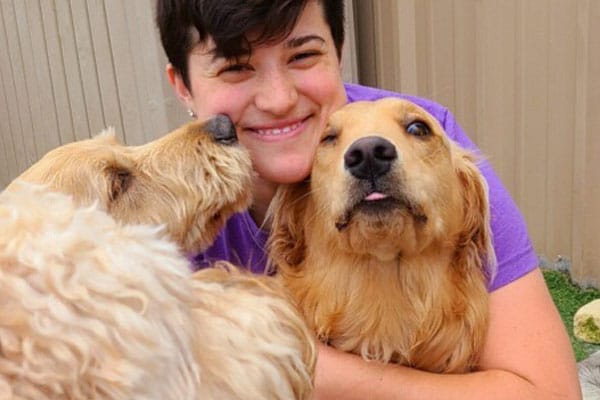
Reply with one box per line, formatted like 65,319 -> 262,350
203,114 -> 238,145
344,136 -> 397,180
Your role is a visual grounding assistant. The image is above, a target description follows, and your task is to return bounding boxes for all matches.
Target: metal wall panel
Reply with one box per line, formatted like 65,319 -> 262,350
0,0 -> 181,188
354,0 -> 600,286
1,0 -> 598,286
0,0 -> 358,187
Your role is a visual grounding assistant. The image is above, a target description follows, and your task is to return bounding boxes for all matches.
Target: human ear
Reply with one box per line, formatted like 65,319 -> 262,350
166,63 -> 194,110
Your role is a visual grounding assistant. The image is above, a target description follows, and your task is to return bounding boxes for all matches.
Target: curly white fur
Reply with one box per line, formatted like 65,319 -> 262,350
0,118 -> 315,399
0,183 -> 199,399
1,183 -> 315,400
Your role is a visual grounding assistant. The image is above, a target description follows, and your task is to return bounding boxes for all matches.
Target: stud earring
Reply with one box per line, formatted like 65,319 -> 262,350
187,109 -> 197,119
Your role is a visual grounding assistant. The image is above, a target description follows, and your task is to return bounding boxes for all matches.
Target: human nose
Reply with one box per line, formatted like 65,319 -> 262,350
254,68 -> 298,115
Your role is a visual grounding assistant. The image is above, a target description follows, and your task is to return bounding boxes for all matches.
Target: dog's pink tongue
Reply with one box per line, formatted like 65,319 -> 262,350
365,192 -> 388,201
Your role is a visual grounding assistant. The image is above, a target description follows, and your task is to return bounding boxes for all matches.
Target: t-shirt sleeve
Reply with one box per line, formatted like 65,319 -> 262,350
441,108 -> 539,291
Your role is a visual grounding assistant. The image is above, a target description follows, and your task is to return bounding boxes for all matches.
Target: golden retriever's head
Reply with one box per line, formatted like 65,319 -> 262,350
271,98 -> 494,274
9,116 -> 253,253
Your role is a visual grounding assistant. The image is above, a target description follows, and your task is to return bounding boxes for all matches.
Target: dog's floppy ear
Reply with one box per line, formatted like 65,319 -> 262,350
453,149 -> 496,281
107,166 -> 133,201
267,181 -> 310,271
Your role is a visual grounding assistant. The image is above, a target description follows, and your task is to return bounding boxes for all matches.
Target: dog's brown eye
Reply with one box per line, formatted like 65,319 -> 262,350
406,121 -> 431,137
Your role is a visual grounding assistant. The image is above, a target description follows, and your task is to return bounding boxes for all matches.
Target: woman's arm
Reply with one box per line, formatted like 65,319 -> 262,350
313,268 -> 582,400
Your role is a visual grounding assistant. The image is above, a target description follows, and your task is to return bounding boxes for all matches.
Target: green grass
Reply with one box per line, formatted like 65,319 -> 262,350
543,268 -> 600,361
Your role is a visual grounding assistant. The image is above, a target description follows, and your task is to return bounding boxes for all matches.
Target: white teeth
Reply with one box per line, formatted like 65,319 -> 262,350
255,121 -> 301,136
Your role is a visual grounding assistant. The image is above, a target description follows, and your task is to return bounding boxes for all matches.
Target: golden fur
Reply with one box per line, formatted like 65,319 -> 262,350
269,98 -> 496,373
1,119 -> 315,399
9,119 -> 251,254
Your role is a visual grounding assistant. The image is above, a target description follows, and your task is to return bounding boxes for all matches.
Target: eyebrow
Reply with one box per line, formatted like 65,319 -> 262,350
207,48 -> 250,63
285,34 -> 326,49
206,34 -> 326,63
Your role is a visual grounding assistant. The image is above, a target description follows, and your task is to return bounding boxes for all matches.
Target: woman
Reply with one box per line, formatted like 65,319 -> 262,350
156,0 -> 581,398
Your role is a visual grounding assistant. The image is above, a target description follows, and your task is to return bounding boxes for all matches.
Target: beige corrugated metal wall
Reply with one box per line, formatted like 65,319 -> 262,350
0,0 -> 188,174
353,0 -> 600,287
0,0 -> 599,286
0,0 -> 357,183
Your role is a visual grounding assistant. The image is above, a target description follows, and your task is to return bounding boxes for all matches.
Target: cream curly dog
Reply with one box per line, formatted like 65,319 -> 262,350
1,117 -> 315,399
269,98 -> 495,373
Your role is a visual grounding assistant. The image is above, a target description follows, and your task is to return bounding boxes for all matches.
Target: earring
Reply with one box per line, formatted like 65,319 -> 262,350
187,109 -> 197,119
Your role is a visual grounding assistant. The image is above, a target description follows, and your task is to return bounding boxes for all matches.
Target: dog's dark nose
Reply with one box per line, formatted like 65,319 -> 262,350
203,114 -> 238,145
344,136 -> 397,180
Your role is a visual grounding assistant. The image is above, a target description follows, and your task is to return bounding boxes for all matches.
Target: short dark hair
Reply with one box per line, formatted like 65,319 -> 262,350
155,0 -> 345,89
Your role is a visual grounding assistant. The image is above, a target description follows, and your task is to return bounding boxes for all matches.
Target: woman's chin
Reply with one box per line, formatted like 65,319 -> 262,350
259,164 -> 312,185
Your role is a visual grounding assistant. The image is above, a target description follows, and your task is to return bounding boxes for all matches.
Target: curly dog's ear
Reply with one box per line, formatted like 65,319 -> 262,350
107,166 -> 133,201
453,149 -> 496,282
267,181 -> 311,272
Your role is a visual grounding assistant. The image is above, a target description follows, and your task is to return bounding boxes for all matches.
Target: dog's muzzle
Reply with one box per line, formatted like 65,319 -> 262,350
202,114 -> 238,145
336,137 -> 427,231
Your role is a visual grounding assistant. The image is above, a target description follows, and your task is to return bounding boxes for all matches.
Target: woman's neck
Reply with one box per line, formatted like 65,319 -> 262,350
249,175 -> 278,230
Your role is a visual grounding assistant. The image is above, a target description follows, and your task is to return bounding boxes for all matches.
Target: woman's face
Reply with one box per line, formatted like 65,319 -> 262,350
168,0 -> 347,187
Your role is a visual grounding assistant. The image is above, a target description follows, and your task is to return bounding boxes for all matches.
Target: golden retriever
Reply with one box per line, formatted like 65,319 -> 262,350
1,117 -> 315,399
8,116 -> 251,254
269,98 -> 496,373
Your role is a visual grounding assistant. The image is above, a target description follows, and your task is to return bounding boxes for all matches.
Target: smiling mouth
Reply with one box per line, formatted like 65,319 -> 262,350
248,116 -> 310,137
254,120 -> 303,136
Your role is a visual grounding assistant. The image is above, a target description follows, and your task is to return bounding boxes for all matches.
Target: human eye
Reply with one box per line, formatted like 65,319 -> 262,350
219,62 -> 252,74
289,50 -> 322,67
217,61 -> 253,82
291,50 -> 320,61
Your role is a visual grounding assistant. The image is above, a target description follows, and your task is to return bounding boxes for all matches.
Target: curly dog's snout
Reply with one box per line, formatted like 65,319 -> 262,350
203,114 -> 238,145
344,136 -> 397,180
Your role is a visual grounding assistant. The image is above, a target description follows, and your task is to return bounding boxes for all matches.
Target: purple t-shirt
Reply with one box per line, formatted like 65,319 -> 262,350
193,83 -> 539,291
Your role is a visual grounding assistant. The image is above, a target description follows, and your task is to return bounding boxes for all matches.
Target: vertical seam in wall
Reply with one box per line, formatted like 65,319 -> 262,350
84,1 -> 106,128
473,1 -> 480,145
373,0 -> 380,88
2,2 -> 23,150
37,1 -> 61,147
18,2 -> 40,157
0,48 -> 14,179
451,0 -> 457,113
103,0 -> 126,143
544,5 -> 551,256
54,1 -> 76,142
350,0 -> 361,79
68,0 -> 91,137
571,0 -> 589,278
126,2 -> 145,144
1,1 -> 28,170
427,0 -> 433,97
514,1 -> 523,207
